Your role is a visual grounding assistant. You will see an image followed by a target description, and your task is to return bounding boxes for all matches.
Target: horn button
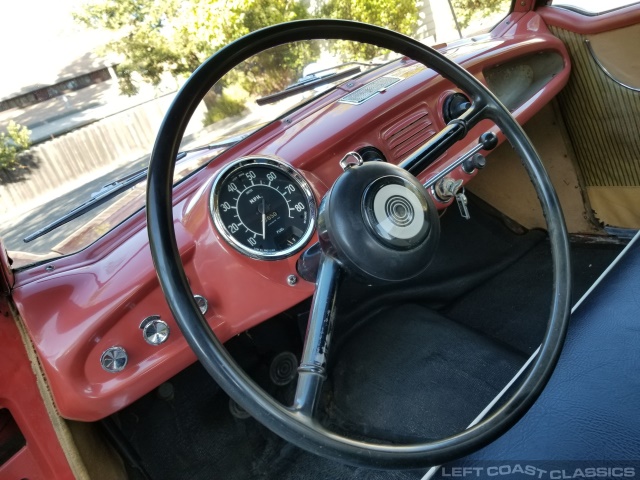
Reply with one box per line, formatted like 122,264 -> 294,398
317,162 -> 440,282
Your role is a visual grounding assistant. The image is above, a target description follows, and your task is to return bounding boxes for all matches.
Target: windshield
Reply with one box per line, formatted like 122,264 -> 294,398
0,40 -> 389,269
0,0 -> 511,270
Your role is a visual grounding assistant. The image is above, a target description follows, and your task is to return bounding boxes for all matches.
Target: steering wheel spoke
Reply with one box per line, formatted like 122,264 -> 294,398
292,255 -> 341,418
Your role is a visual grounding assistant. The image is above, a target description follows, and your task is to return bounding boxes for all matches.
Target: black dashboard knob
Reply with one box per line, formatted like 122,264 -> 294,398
443,92 -> 471,123
462,153 -> 487,173
479,131 -> 498,150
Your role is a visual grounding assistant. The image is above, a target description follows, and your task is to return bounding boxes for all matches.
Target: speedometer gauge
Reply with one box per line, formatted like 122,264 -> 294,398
210,157 -> 317,260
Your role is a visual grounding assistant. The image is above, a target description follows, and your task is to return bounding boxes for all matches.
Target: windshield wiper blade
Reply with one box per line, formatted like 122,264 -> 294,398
23,166 -> 148,243
23,139 -> 241,243
256,65 -> 363,106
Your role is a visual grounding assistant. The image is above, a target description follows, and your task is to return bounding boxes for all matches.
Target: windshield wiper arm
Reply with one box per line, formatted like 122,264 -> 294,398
256,65 -> 363,106
23,139 -> 241,243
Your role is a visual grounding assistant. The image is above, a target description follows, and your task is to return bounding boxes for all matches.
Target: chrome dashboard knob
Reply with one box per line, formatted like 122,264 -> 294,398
100,346 -> 128,373
193,294 -> 208,314
140,315 -> 170,345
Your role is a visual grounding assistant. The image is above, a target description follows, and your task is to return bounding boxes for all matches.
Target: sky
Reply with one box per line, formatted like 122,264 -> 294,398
0,0 -> 113,98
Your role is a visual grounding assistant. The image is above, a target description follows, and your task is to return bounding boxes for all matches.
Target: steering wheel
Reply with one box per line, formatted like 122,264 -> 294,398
147,20 -> 571,469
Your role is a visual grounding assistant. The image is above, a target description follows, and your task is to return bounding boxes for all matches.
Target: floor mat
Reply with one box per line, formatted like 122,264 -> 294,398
112,361 -> 426,480
328,305 -> 527,443
443,240 -> 624,355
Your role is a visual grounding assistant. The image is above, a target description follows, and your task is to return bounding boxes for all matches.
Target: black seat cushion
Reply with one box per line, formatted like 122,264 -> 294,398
436,234 -> 640,473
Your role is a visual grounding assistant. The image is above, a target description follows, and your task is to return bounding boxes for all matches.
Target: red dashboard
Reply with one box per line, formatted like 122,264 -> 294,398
11,11 -> 570,421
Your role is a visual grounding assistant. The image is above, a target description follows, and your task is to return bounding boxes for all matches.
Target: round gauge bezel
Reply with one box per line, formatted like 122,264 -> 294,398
210,156 -> 317,260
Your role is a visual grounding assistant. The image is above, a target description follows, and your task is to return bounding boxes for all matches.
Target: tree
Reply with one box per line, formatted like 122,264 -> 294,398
318,0 -> 419,60
74,0 -> 420,97
452,0 -> 510,30
74,0 -> 317,97
0,122 -> 31,171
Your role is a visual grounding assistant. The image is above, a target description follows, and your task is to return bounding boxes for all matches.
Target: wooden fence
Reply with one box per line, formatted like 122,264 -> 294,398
0,95 -> 206,215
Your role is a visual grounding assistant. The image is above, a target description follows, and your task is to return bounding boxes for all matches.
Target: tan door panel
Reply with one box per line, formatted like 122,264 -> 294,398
587,24 -> 640,90
549,25 -> 640,228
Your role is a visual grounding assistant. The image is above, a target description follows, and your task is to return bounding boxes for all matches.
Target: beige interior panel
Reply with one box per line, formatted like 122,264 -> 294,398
587,186 -> 640,228
67,421 -> 127,480
587,24 -> 640,90
467,103 -> 600,234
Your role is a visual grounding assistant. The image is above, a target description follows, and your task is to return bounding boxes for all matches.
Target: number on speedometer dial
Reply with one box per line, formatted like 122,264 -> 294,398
210,157 -> 317,260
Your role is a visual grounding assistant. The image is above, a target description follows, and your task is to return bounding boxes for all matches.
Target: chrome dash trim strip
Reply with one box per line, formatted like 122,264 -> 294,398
338,76 -> 402,105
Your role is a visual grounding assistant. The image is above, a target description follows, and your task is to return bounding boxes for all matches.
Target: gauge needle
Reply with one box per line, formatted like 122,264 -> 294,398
261,197 -> 266,239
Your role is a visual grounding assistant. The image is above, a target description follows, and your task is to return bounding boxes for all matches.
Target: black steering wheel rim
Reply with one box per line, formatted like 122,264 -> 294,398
147,19 -> 571,469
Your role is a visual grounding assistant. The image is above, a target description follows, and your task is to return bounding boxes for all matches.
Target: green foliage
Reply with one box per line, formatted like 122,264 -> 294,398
452,0 -> 510,30
232,42 -> 324,97
75,0 -> 421,97
202,85 -> 249,126
0,122 -> 31,171
74,0 -> 317,96
317,0 -> 419,60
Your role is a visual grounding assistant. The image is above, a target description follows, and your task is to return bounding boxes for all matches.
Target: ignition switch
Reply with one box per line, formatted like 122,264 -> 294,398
434,177 -> 463,202
433,177 -> 471,220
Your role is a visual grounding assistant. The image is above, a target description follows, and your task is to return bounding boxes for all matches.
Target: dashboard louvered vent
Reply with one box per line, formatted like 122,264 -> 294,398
382,108 -> 436,161
339,76 -> 402,105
